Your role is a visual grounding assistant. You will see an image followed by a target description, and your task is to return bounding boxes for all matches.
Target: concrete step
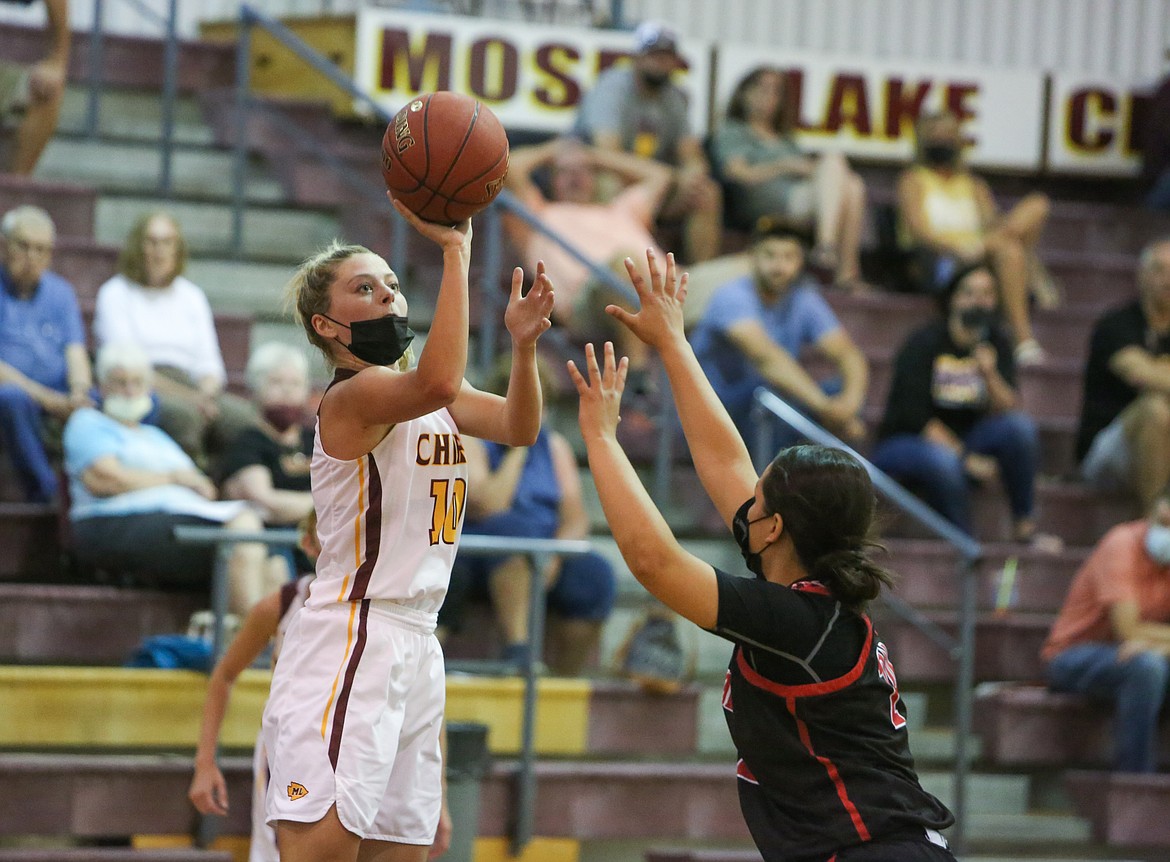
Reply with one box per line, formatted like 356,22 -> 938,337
92,195 -> 338,262
36,136 -> 285,203
1066,771 -> 1170,849
185,258 -> 296,319
0,174 -> 97,240
0,505 -> 60,581
56,85 -> 216,146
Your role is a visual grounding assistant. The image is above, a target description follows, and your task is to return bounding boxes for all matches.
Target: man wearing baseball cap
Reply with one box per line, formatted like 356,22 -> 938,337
574,21 -> 723,263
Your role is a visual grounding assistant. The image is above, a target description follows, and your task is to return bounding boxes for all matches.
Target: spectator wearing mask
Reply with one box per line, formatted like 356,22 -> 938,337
573,21 -> 722,263
1043,489 -> 1170,772
0,204 -> 91,502
896,110 -> 1056,365
872,262 -> 1059,548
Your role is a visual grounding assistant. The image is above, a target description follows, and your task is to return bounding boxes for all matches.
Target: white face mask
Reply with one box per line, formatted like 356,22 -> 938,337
103,393 -> 153,425
1144,523 -> 1170,566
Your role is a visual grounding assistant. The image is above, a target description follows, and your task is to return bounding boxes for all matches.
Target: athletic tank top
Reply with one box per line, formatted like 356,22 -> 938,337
898,165 -> 982,250
307,370 -> 467,614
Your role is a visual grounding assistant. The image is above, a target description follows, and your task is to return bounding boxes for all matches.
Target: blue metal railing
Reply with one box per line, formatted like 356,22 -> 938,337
750,388 -> 981,853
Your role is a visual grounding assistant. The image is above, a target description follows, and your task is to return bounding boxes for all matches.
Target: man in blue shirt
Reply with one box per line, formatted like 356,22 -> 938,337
690,219 -> 869,453
0,204 -> 92,502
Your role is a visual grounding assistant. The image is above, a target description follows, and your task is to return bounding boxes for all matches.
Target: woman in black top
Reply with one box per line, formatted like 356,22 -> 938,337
871,262 -> 1057,548
568,249 -> 955,862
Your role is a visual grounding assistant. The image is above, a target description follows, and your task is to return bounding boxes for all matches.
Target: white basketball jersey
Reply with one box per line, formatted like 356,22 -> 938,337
307,399 -> 467,614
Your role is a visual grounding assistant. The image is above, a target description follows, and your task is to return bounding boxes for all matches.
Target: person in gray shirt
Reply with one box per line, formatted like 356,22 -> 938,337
574,21 -> 722,263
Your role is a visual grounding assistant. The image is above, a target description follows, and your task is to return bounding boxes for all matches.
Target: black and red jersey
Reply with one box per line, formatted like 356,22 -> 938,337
710,569 -> 954,862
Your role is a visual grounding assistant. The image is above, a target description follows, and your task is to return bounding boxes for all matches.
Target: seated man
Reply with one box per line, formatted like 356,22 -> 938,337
1043,488 -> 1170,772
689,218 -> 869,453
573,21 -> 722,263
1077,237 -> 1170,510
438,360 -> 615,675
0,204 -> 91,502
63,342 -> 278,615
505,135 -> 671,391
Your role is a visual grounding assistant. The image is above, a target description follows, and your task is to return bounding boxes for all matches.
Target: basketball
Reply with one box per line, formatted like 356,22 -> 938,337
380,92 -> 510,225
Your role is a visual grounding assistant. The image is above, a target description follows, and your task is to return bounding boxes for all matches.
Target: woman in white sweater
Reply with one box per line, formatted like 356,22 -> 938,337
93,211 -> 255,470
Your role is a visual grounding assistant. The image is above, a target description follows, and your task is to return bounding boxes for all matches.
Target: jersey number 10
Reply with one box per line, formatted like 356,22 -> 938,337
429,478 -> 466,545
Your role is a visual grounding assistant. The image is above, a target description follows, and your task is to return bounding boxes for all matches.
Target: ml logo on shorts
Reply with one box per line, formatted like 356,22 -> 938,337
287,782 -> 309,801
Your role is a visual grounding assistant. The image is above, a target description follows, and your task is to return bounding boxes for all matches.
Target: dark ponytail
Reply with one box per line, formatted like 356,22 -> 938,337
762,445 -> 896,612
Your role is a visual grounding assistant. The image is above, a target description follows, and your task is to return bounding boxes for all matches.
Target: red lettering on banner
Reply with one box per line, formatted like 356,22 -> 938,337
379,29 -> 453,92
1068,88 -> 1116,151
533,43 -> 582,108
468,36 -> 519,102
884,78 -> 932,138
824,74 -> 872,136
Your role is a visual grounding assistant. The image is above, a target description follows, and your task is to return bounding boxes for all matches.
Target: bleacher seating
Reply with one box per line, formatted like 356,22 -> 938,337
3,13 -> 1170,862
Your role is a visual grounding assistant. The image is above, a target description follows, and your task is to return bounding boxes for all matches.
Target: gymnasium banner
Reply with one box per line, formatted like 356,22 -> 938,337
712,47 -> 1047,170
1046,74 -> 1154,176
353,8 -> 711,134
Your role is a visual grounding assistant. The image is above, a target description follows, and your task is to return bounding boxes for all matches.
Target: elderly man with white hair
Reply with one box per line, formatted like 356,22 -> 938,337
0,204 -> 92,502
63,343 -> 279,614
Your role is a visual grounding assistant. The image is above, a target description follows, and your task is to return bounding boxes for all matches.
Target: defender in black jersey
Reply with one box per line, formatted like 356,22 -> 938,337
569,248 -> 956,862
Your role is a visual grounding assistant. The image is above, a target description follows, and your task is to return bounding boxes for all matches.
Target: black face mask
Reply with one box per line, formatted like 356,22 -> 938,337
922,143 -> 959,166
324,314 -> 414,367
639,68 -> 671,90
732,497 -> 773,579
957,306 -> 995,339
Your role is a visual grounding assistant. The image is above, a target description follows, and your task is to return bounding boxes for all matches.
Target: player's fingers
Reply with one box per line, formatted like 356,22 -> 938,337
677,271 -> 689,303
602,341 -> 617,385
536,259 -> 547,280
566,360 -> 588,395
624,257 -> 648,295
510,266 -> 524,300
645,247 -> 662,291
606,305 -> 634,329
584,342 -> 602,385
665,252 -> 678,290
616,355 -> 630,393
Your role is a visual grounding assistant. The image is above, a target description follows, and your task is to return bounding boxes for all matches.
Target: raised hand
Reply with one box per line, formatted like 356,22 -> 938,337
606,248 -> 689,352
389,194 -> 472,253
568,341 -> 628,443
504,261 -> 555,348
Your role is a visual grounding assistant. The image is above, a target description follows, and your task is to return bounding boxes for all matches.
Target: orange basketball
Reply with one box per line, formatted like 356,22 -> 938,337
380,92 -> 510,225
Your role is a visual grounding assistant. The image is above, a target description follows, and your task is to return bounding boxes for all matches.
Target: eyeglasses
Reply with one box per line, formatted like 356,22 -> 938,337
6,237 -> 52,257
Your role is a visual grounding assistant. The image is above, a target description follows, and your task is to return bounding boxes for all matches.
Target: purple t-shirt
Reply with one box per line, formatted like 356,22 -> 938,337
0,267 -> 85,392
690,273 -> 841,414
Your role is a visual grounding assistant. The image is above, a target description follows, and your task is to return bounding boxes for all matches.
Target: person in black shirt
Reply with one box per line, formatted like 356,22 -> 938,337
1077,238 -> 1170,510
871,262 -> 1057,548
569,248 -> 955,862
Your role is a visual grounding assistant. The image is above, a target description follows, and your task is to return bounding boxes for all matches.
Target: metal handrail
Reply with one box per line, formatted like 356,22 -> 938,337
86,0 -> 179,196
750,388 -> 980,853
174,524 -> 594,854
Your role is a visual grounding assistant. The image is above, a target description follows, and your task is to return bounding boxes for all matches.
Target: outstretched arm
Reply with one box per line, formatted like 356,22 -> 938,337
570,342 -> 717,628
606,249 -> 758,528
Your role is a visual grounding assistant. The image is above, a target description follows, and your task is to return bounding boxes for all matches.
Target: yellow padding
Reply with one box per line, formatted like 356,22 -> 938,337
474,837 -> 580,862
0,667 -> 590,755
133,835 -> 249,862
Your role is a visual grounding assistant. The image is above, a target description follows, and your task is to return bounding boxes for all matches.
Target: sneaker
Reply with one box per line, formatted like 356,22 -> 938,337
617,614 -> 688,695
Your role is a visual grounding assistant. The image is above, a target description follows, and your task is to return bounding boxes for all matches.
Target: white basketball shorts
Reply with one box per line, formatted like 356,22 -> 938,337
262,599 -> 445,843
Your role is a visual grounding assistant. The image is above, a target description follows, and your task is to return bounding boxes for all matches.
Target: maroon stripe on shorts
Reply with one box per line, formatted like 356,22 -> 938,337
348,453 -> 383,601
328,599 -> 371,770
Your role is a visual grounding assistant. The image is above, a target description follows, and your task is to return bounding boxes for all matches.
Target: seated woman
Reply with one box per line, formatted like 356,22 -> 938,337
709,65 -> 867,290
63,343 -> 280,614
871,263 -> 1060,549
438,358 -> 615,675
219,342 -> 314,579
896,110 -> 1057,364
92,211 -> 256,469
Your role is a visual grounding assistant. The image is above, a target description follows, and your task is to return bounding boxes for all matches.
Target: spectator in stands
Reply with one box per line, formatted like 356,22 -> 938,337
1043,488 -> 1170,772
710,66 -> 868,291
63,342 -> 277,615
872,262 -> 1059,548
0,204 -> 90,502
1077,238 -> 1170,510
439,357 -> 615,675
189,508 -> 319,861
505,136 -> 670,392
689,218 -> 868,452
93,211 -> 255,470
1141,62 -> 1170,211
573,21 -> 722,263
0,0 -> 68,176
896,110 -> 1056,365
